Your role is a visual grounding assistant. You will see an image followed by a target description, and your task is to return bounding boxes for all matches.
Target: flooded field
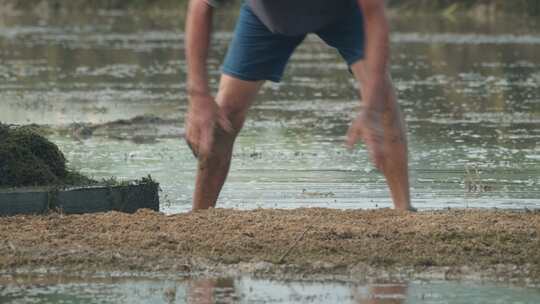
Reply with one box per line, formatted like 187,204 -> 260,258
2,273 -> 540,304
0,10 -> 539,212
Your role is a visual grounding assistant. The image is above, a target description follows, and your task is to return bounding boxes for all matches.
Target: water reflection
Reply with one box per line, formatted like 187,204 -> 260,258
1,274 -> 407,304
186,278 -> 408,304
354,284 -> 408,304
187,278 -> 237,304
3,274 -> 540,304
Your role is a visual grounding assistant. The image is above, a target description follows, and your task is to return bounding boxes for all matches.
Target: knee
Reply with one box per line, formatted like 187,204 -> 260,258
221,105 -> 248,136
215,76 -> 262,136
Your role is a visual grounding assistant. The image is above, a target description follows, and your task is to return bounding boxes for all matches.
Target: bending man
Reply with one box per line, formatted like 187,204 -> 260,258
184,0 -> 415,211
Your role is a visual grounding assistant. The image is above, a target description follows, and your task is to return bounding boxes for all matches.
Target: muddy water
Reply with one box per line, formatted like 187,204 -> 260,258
0,11 -> 539,212
2,274 -> 540,304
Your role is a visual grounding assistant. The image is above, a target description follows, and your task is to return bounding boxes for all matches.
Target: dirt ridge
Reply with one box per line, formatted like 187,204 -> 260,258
1,208 -> 539,282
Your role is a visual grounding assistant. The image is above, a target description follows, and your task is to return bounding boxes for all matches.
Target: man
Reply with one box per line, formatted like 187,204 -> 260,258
185,0 -> 415,211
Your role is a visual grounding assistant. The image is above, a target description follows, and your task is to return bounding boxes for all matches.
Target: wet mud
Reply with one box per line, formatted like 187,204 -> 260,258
57,115 -> 183,144
1,208 -> 539,283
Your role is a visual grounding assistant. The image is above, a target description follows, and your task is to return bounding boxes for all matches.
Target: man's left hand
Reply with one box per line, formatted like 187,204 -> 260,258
346,105 -> 385,171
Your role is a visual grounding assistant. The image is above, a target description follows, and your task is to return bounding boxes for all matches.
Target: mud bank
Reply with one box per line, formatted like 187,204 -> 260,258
57,115 -> 183,143
1,208 -> 539,283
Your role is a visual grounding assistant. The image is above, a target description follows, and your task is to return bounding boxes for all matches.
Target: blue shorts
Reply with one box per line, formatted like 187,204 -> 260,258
222,3 -> 365,83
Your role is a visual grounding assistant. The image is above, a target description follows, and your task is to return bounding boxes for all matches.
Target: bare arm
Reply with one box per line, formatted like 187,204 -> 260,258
185,0 -> 213,96
349,1 -> 413,210
184,0 -> 231,158
356,0 -> 390,107
347,0 -> 392,169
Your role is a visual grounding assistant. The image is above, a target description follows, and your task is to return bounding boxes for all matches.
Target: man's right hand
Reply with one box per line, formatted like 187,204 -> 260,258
185,93 -> 233,159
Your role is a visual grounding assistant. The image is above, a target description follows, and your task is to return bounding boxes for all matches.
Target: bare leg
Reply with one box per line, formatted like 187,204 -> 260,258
192,75 -> 263,210
350,61 -> 413,211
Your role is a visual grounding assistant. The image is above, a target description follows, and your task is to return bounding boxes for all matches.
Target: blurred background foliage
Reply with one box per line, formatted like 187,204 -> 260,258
0,0 -> 539,16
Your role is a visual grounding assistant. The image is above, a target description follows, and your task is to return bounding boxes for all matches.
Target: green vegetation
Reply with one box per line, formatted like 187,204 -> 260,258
1,0 -> 539,15
0,123 -> 95,187
100,174 -> 157,187
387,0 -> 540,16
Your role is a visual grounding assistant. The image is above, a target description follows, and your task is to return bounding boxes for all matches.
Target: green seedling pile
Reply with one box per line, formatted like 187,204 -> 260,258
0,123 -> 93,187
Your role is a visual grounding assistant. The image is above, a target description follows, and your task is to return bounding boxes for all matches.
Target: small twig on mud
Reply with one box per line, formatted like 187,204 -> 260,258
277,226 -> 311,264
